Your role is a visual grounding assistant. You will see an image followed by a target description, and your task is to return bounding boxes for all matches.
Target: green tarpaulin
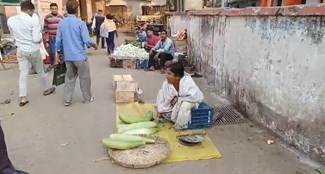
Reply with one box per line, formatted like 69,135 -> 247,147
0,0 -> 20,5
0,0 -> 20,3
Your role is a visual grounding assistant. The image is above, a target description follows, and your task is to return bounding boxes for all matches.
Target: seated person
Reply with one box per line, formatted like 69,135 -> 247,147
155,62 -> 204,130
136,24 -> 147,42
147,30 -> 175,73
144,29 -> 160,52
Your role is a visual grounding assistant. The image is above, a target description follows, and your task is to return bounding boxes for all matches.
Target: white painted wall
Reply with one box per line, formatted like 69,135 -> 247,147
168,14 -> 325,162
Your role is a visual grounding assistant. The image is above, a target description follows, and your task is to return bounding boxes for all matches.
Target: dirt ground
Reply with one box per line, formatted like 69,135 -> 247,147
0,33 -> 320,174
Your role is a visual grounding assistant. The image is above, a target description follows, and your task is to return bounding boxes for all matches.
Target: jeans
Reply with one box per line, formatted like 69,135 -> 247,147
95,31 -> 105,48
64,60 -> 92,102
17,49 -> 48,97
49,36 -> 56,65
105,31 -> 116,54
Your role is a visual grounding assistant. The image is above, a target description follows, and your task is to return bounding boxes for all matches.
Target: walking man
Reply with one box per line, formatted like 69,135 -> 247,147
7,1 -> 55,106
91,10 -> 105,49
56,0 -> 97,106
0,124 -> 29,174
43,3 -> 64,72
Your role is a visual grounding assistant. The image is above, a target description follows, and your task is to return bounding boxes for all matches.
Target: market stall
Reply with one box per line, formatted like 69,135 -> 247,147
109,43 -> 149,69
100,101 -> 223,168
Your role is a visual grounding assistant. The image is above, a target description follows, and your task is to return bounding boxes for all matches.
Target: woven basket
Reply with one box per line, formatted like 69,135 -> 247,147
108,136 -> 170,169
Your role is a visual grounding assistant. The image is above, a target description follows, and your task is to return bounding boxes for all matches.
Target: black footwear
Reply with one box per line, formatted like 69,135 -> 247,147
191,73 -> 203,78
14,170 -> 29,174
19,100 -> 29,107
144,67 -> 155,71
43,87 -> 56,96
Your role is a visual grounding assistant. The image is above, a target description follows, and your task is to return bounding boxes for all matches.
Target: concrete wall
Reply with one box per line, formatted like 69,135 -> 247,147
167,5 -> 325,163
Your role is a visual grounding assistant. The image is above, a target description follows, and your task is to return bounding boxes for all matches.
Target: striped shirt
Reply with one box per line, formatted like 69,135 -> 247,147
44,14 -> 64,36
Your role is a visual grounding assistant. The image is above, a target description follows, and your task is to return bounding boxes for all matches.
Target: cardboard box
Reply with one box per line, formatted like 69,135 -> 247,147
113,74 -> 134,90
115,81 -> 137,103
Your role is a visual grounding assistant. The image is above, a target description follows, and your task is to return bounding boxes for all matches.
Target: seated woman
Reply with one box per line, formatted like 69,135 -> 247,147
156,62 -> 204,130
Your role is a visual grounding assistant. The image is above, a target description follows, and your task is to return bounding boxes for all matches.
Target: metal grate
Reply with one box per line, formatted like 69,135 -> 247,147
214,106 -> 247,125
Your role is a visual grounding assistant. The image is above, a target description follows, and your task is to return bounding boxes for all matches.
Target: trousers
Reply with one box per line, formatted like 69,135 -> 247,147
17,49 -> 48,97
48,36 -> 56,65
95,31 -> 105,48
148,50 -> 173,69
64,60 -> 92,102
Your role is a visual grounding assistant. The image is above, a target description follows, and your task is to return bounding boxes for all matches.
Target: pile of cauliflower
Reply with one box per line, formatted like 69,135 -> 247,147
112,44 -> 149,60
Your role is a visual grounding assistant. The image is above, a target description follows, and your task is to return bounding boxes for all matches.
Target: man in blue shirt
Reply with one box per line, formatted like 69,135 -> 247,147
135,26 -> 147,42
147,30 -> 175,74
56,0 -> 98,106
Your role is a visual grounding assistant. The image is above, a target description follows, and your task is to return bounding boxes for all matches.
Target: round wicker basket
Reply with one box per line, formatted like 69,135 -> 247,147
108,136 -> 170,169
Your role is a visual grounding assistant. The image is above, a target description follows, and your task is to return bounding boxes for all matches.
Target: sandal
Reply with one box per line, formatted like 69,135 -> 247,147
19,100 -> 29,107
43,87 -> 56,96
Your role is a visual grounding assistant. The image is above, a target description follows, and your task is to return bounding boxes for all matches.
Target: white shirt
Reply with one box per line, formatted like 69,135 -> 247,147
7,12 -> 42,52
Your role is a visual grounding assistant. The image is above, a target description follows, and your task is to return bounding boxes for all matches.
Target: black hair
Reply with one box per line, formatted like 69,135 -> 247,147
106,14 -> 113,19
98,9 -> 103,12
50,3 -> 58,8
167,62 -> 184,78
21,1 -> 35,11
146,28 -> 153,32
161,29 -> 167,34
66,0 -> 78,14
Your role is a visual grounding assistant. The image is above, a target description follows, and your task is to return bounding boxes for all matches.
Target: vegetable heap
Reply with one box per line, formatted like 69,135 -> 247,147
111,44 -> 149,60
102,111 -> 159,150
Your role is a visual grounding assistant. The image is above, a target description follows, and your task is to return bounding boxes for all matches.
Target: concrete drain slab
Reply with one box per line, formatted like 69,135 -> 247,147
214,106 -> 247,125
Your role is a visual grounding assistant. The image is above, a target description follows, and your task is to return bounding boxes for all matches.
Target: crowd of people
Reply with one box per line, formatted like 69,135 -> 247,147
132,24 -> 177,74
0,0 -> 204,173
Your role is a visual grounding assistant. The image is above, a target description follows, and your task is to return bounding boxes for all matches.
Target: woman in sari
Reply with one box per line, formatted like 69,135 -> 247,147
100,14 -> 118,54
156,62 -> 204,130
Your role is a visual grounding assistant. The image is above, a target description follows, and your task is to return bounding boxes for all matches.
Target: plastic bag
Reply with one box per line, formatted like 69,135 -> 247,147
52,53 -> 66,86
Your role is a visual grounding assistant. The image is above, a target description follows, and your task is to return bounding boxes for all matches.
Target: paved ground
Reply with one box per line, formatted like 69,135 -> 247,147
0,34 -> 320,174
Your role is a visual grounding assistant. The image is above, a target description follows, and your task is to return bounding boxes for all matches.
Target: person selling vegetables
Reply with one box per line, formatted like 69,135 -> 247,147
146,30 -> 175,74
155,62 -> 204,130
144,28 -> 159,52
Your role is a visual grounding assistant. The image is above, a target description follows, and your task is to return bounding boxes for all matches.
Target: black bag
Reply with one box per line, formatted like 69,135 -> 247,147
52,55 -> 66,86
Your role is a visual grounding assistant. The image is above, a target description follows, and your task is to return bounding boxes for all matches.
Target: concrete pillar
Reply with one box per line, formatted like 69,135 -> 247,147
79,0 -> 92,21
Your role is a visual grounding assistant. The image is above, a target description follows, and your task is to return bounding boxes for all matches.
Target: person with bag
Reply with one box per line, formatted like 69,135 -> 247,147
7,1 -> 55,107
56,0 -> 98,106
100,14 -> 118,55
43,3 -> 64,72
